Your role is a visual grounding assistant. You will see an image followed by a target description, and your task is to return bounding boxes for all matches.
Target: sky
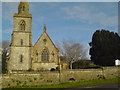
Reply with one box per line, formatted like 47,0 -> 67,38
1,1 -> 118,59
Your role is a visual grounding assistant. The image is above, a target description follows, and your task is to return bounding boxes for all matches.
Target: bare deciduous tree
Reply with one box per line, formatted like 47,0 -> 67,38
56,39 -> 87,69
1,40 -> 10,73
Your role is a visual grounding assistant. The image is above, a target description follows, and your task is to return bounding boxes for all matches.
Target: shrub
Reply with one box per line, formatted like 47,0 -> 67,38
56,66 -> 60,71
72,60 -> 90,69
50,68 -> 56,71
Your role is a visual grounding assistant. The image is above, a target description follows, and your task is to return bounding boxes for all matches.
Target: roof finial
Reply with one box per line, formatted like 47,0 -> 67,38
44,24 -> 46,32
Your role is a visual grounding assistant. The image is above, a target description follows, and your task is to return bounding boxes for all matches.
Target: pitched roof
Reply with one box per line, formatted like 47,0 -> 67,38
33,27 -> 59,52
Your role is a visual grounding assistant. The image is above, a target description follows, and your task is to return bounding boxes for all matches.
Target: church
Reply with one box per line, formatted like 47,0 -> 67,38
7,1 -> 67,73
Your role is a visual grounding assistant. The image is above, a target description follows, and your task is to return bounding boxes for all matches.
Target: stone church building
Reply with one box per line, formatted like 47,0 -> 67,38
8,1 -> 67,73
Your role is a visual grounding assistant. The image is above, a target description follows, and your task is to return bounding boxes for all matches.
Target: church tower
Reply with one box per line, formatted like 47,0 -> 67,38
8,1 -> 32,72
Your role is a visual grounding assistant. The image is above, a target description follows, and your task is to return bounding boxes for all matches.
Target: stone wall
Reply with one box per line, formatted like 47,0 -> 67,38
2,72 -> 59,88
2,67 -> 119,88
32,63 -> 58,70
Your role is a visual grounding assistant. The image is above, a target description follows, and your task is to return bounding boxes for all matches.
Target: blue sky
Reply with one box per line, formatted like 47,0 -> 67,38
1,2 -> 118,58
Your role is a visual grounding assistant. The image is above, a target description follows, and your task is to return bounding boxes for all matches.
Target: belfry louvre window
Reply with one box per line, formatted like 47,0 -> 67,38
22,6 -> 25,11
41,49 -> 49,62
19,20 -> 25,31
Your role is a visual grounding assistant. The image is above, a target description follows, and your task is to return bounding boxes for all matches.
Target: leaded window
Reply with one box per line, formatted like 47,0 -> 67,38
41,49 -> 49,62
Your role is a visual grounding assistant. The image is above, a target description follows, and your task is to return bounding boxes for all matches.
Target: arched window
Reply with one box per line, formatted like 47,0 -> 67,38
19,20 -> 25,31
21,39 -> 23,46
41,49 -> 49,62
36,52 -> 38,61
20,55 -> 23,62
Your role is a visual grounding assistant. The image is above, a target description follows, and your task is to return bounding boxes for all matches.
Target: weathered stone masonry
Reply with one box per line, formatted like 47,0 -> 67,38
2,67 -> 119,88
8,1 -> 62,72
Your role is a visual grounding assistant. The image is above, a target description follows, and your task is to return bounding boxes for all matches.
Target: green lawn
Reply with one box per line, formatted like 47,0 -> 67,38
5,77 -> 118,89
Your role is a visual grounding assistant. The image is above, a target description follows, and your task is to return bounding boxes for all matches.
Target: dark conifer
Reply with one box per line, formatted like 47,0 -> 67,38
89,30 -> 120,66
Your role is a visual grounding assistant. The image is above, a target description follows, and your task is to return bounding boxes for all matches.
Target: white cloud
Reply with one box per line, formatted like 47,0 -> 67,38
46,3 -> 61,7
60,5 -> 118,27
1,0 -> 120,2
82,43 -> 90,59
36,15 -> 45,22
3,2 -> 39,22
29,3 -> 37,12
3,2 -> 18,23
102,16 -> 118,27
0,29 -> 2,42
118,29 -> 120,35
0,2 -> 2,29
2,28 -> 12,33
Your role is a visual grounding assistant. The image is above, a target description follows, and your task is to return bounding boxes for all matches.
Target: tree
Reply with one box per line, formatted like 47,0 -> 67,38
89,30 -> 120,66
56,39 -> 86,69
1,40 -> 10,73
